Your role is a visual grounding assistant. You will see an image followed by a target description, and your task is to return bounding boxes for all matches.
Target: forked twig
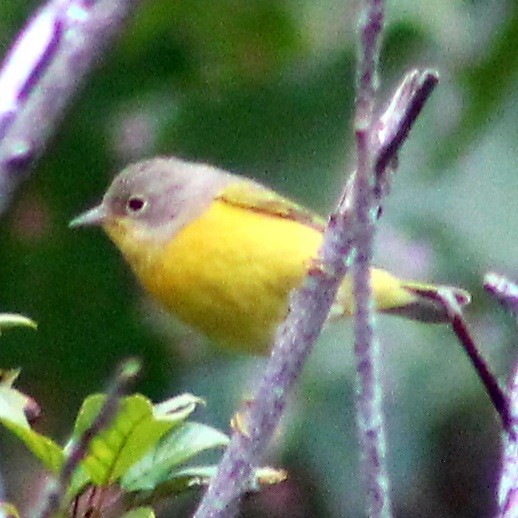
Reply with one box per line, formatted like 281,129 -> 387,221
193,69 -> 439,518
422,287 -> 511,434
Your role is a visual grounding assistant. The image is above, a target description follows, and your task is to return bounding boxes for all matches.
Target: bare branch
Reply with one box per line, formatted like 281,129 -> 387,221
0,0 -> 143,216
193,69 -> 439,518
422,288 -> 511,432
351,0 -> 390,515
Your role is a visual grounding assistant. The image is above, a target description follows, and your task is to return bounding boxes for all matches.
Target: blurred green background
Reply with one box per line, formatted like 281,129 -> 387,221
1,0 -> 518,516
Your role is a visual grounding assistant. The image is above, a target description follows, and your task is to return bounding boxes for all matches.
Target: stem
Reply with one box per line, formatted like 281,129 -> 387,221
352,0 -> 391,516
428,289 -> 511,433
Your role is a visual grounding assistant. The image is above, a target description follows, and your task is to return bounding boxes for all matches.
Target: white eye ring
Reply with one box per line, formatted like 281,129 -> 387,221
126,195 -> 147,214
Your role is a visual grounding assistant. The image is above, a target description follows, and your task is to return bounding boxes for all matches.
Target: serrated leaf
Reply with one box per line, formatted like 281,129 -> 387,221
122,422 -> 229,492
0,386 -> 63,473
120,507 -> 156,518
70,393 -> 201,486
0,314 -> 37,334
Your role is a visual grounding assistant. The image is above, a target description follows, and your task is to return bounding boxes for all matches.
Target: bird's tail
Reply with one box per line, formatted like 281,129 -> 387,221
332,268 -> 471,324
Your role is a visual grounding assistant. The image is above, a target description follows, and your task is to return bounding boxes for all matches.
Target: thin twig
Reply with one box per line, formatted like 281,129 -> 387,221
36,358 -> 141,518
420,274 -> 518,515
485,273 -> 518,516
193,69 -> 439,518
499,362 -> 518,517
374,71 -> 439,178
0,0 -> 143,216
341,70 -> 439,209
426,289 -> 511,433
352,0 -> 391,516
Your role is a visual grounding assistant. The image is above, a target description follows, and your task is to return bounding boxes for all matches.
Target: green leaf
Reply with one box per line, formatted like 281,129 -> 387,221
130,465 -> 219,501
0,383 -> 29,428
122,421 -> 229,492
0,313 -> 37,334
67,465 -> 91,502
0,384 -> 64,473
70,393 -> 203,487
120,508 -> 156,518
0,369 -> 22,387
126,464 -> 287,504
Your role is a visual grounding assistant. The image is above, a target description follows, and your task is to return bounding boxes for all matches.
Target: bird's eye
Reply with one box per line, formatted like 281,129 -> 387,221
126,196 -> 147,214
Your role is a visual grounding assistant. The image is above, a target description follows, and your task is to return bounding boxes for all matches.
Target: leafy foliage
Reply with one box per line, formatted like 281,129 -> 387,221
0,364 -> 284,516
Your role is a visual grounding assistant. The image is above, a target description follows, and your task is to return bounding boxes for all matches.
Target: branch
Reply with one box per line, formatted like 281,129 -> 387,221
499,365 -> 518,517
352,0 -> 391,516
433,288 -> 511,432
193,69 -> 439,518
484,273 -> 518,516
0,0 -> 143,216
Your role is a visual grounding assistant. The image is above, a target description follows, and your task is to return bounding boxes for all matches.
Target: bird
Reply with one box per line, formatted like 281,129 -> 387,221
70,156 -> 470,355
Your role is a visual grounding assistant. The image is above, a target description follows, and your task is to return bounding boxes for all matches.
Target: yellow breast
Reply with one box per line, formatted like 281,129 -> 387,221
124,199 -> 323,354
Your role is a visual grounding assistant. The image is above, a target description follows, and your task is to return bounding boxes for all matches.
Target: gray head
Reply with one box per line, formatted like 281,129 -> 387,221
70,156 -> 236,245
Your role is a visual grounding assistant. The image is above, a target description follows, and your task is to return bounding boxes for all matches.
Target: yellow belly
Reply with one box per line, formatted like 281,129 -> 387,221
107,198 -> 422,354
136,200 -> 322,354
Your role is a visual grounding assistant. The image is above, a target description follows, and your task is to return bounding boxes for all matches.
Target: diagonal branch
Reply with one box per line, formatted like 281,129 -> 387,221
0,0 -> 143,216
193,69 -> 439,518
431,288 -> 511,432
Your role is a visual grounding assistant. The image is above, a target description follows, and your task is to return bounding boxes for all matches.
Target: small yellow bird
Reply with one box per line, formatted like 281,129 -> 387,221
70,157 -> 470,355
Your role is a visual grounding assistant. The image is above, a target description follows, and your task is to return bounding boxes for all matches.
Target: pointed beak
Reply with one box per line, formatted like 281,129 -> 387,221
69,204 -> 107,228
